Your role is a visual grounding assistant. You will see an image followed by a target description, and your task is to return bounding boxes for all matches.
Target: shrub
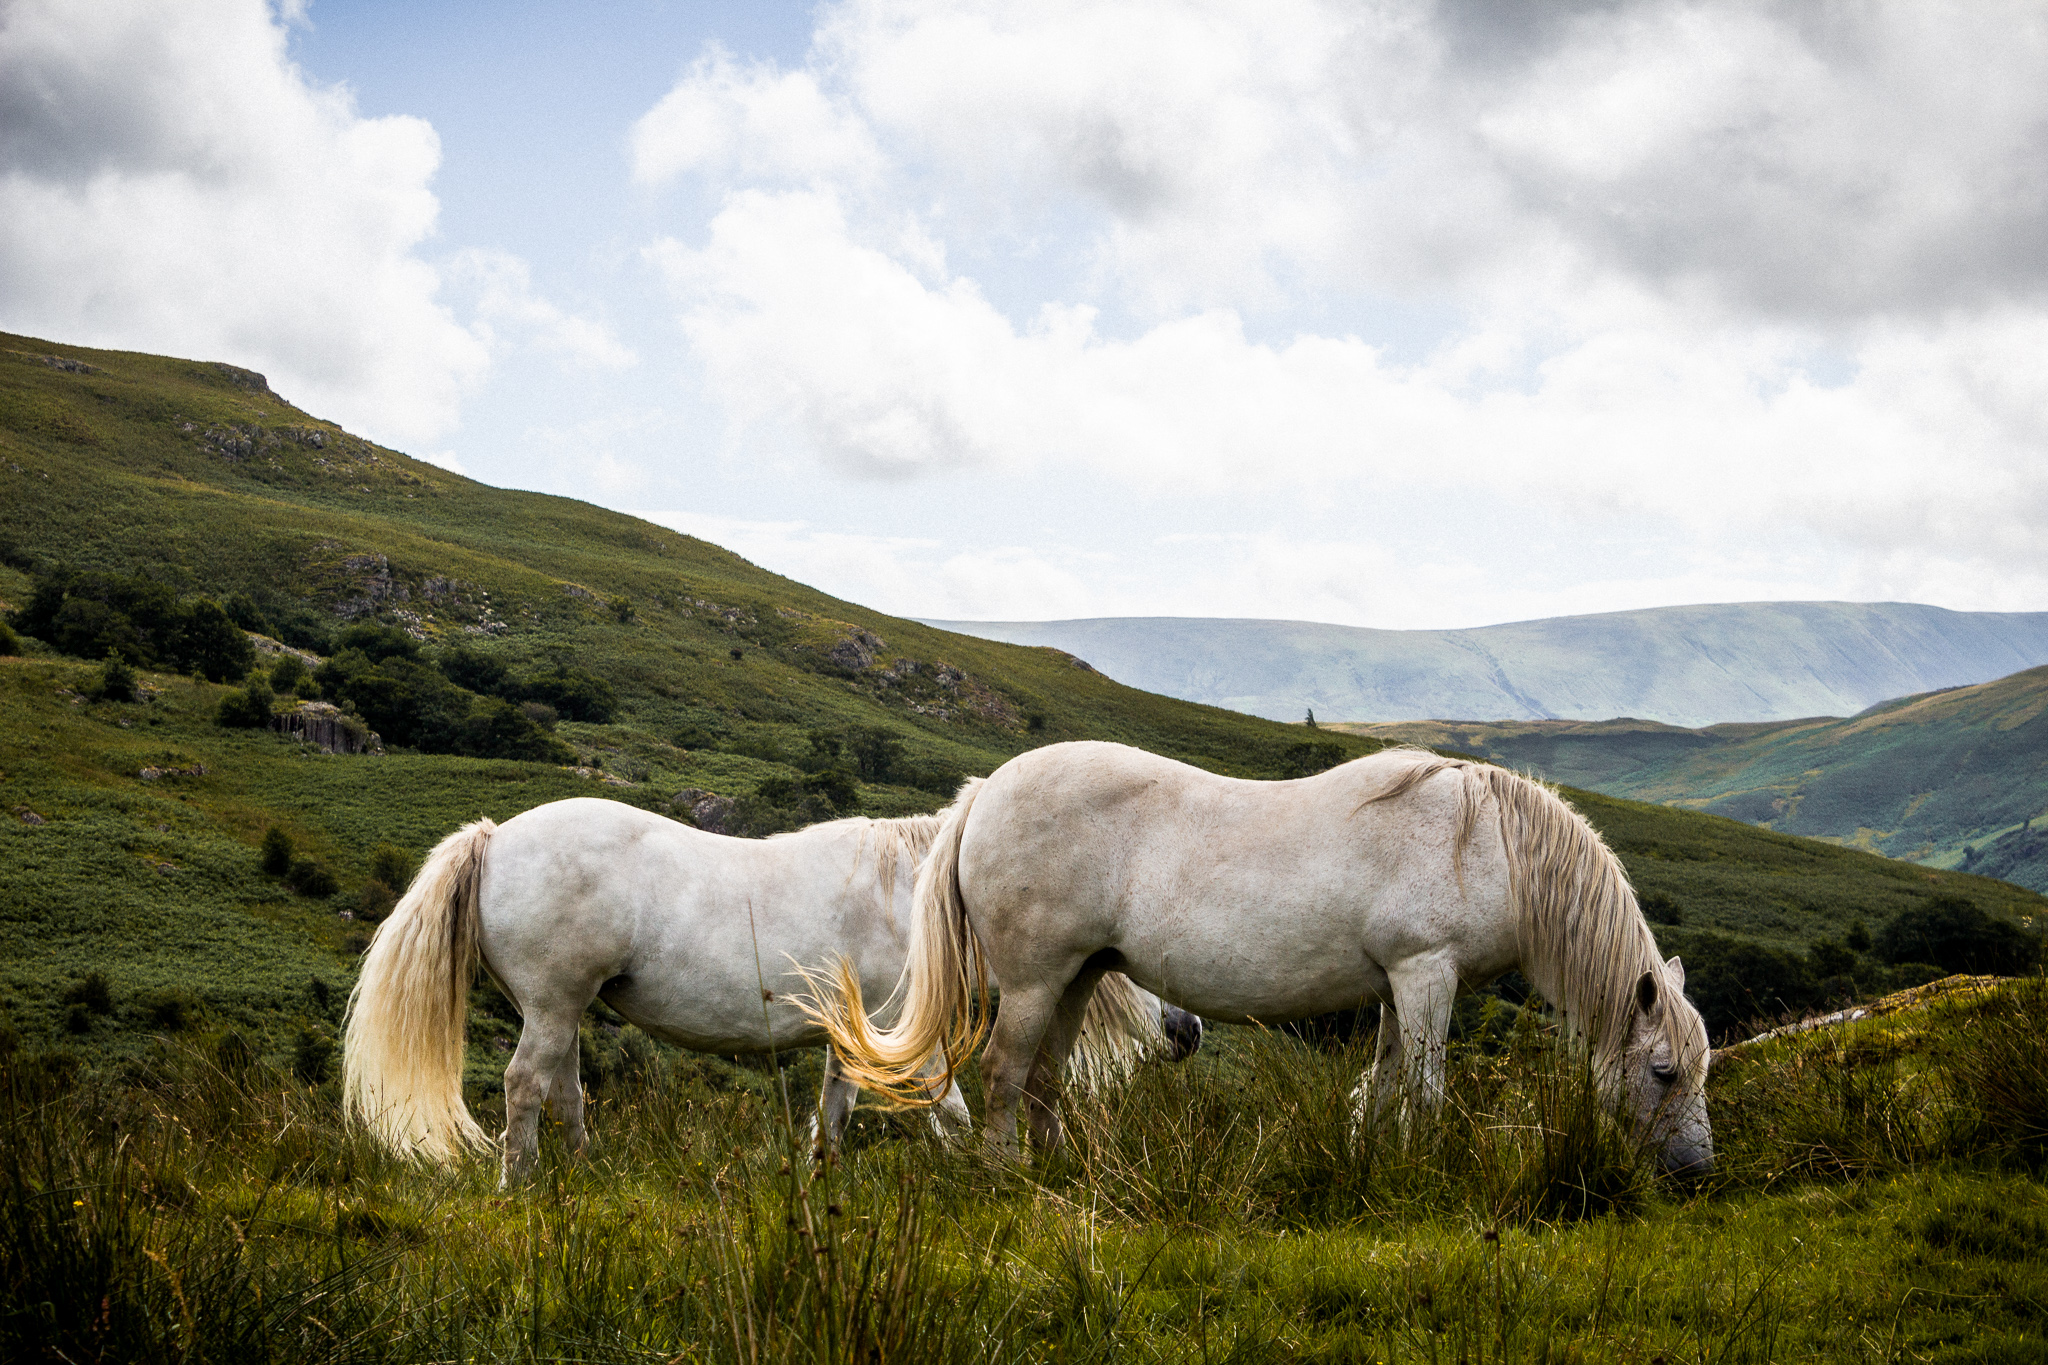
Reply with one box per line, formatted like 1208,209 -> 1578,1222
367,843 -> 414,891
287,859 -> 338,899
267,654 -> 310,695
215,676 -> 274,728
355,879 -> 398,923
0,619 -> 17,655
169,598 -> 254,682
18,568 -> 253,678
291,1027 -> 334,1086
135,987 -> 199,1032
60,972 -> 113,1016
607,594 -> 634,623
438,644 -> 509,696
1876,896 -> 2040,977
221,592 -> 270,635
454,698 -> 574,762
331,622 -> 419,663
519,700 -> 558,729
259,826 -> 294,877
513,667 -> 617,723
89,652 -> 137,703
1281,740 -> 1347,778
847,726 -> 906,783
1669,931 -> 1818,1038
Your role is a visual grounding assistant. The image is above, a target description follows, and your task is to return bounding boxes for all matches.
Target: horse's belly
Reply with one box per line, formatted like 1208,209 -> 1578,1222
1115,914 -> 1391,1025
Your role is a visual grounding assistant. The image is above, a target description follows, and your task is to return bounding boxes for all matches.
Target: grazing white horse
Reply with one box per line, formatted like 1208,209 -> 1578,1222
343,794 -> 1200,1183
805,742 -> 1714,1174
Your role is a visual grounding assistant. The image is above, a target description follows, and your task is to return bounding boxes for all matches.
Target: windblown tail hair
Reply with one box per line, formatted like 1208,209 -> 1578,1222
343,819 -> 496,1161
1068,974 -> 1166,1095
799,779 -> 990,1106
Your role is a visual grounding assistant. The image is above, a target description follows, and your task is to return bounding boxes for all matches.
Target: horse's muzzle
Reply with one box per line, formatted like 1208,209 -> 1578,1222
1163,1005 -> 1204,1061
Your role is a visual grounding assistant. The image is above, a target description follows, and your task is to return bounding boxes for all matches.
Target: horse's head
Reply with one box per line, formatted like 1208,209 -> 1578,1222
1160,1003 -> 1204,1061
1616,955 -> 1713,1176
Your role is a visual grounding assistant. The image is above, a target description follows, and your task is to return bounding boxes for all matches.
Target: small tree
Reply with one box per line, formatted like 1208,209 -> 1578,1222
260,826 -> 295,876
216,676 -> 274,728
1305,708 -> 1318,728
268,654 -> 310,695
91,652 -> 137,703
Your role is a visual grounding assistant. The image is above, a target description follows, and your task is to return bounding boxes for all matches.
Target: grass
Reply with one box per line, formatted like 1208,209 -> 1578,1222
5,979 -> 2048,1362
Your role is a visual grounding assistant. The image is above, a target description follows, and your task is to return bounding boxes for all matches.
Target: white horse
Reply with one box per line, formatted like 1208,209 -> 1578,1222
343,794 -> 1201,1183
805,742 -> 1714,1174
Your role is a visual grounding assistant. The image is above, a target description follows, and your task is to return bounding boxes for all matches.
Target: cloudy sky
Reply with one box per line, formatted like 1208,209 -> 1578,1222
4,0 -> 2046,629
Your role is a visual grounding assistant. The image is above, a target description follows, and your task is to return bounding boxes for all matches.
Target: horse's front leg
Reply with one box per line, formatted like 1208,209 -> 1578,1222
1386,955 -> 1459,1130
1351,1008 -> 1404,1133
908,1053 -> 972,1141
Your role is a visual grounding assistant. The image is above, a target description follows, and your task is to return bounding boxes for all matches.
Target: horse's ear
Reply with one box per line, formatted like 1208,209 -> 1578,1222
1665,955 -> 1685,990
1635,970 -> 1659,1014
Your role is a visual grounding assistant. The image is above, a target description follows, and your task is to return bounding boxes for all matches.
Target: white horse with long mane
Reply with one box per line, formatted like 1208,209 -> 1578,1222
344,794 -> 1201,1183
805,742 -> 1714,1174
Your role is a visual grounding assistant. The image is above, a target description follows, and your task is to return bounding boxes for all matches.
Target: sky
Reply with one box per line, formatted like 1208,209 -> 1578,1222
3,0 -> 2047,630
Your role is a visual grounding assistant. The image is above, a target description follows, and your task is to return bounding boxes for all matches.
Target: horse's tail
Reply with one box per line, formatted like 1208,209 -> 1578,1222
800,778 -> 990,1105
343,818 -> 497,1161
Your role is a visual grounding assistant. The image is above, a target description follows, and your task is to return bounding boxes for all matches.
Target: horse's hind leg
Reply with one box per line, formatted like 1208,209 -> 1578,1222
979,983 -> 1064,1162
1020,971 -> 1104,1155
1352,1010 -> 1405,1132
500,1000 -> 588,1187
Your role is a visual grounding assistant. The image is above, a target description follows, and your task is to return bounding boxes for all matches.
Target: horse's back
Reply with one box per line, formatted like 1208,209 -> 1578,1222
958,743 -> 1516,1022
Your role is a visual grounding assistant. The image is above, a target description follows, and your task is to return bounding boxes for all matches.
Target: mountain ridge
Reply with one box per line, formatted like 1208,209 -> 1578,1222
926,604 -> 2048,727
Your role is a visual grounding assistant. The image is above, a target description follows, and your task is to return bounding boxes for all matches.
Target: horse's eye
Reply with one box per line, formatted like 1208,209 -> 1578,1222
1651,1061 -> 1678,1082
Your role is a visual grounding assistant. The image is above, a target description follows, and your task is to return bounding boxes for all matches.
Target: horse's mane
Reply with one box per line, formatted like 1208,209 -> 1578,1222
1357,749 -> 1673,1066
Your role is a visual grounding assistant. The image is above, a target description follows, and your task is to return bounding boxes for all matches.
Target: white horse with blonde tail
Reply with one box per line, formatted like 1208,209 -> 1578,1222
803,742 -> 1714,1174
344,794 -> 1200,1184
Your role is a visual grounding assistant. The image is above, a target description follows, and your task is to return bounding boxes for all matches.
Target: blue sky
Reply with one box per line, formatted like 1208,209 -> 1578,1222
5,1 -> 2047,628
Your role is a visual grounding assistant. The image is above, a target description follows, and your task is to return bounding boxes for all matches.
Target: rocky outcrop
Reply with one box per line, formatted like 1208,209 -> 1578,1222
827,629 -> 885,672
271,701 -> 378,754
672,788 -> 737,834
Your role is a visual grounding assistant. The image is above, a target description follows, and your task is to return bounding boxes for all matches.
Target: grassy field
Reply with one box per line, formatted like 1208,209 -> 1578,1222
6,977 -> 2048,1362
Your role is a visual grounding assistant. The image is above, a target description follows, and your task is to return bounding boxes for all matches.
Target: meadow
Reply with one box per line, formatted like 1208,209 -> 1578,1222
6,977 -> 2048,1363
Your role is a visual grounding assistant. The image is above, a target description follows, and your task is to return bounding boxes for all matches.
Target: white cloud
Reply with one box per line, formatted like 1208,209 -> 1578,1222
633,0 -> 2048,620
630,47 -> 881,189
0,0 -> 485,444
448,249 -> 637,371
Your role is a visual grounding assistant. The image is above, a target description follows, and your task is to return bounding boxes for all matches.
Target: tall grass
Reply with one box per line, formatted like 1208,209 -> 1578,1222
6,986 -> 2048,1362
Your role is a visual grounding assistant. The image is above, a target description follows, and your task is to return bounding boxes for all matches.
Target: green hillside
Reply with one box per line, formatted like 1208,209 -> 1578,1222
2,331 -> 2042,1068
1341,666 -> 2048,892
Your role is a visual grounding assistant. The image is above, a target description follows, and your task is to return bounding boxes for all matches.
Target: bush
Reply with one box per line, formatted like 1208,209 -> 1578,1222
513,667 -> 617,723
438,644 -> 509,696
454,698 -> 574,762
287,860 -> 338,899
259,826 -> 294,877
215,677 -> 274,728
222,592 -> 270,635
1669,932 -> 1819,1038
1281,740 -> 1347,778
267,655 -> 310,695
0,619 -> 17,655
331,622 -> 419,663
60,972 -> 113,1017
367,843 -> 414,891
89,653 -> 137,703
135,988 -> 199,1032
291,1027 -> 334,1086
18,568 -> 253,678
1875,896 -> 2040,977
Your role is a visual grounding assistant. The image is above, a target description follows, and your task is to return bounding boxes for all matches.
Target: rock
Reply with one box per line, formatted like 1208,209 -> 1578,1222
271,701 -> 378,754
14,806 -> 45,825
827,629 -> 885,672
672,788 -> 738,834
139,763 -> 207,781
208,361 -> 272,395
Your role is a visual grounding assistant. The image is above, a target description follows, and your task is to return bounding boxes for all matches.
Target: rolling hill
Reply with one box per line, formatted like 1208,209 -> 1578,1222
1,330 -> 2041,1067
926,606 -> 2048,727
1340,665 -> 2048,891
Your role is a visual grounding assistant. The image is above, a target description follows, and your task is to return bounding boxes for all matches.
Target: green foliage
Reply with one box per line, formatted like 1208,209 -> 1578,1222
286,858 -> 338,899
88,652 -> 136,703
436,643 -> 508,695
367,843 -> 414,890
213,675 -> 273,727
7,985 -> 2048,1361
1875,895 -> 2041,976
1281,739 -> 1346,778
513,666 -> 617,723
332,621 -> 419,662
267,653 -> 310,695
259,826 -> 295,877
0,619 -> 17,655
13,567 -> 254,680
221,590 -> 270,635
59,972 -> 112,1017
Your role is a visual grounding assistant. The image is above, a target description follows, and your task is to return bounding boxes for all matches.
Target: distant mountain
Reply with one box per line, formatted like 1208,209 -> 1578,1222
1338,665 -> 2048,892
925,605 -> 2048,727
